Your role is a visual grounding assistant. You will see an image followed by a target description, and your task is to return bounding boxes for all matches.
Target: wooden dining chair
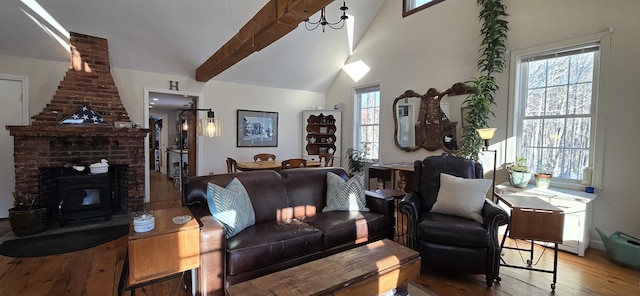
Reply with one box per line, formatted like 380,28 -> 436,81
226,157 -> 238,173
281,158 -> 307,170
254,153 -> 276,161
318,153 -> 334,167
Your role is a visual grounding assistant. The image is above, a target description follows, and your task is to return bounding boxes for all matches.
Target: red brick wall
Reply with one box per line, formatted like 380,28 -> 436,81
32,32 -> 131,125
6,32 -> 147,212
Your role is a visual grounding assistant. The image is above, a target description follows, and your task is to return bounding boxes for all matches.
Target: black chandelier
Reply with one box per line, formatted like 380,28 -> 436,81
304,1 -> 348,32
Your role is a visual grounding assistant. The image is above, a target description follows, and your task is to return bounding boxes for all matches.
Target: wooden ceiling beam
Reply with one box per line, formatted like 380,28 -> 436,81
196,0 -> 334,82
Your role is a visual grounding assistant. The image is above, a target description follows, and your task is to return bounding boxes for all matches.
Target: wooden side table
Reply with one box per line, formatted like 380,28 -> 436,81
376,189 -> 408,245
497,193 -> 564,291
118,207 -> 200,295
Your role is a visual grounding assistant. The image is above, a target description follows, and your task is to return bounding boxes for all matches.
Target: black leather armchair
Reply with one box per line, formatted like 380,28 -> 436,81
399,153 -> 509,287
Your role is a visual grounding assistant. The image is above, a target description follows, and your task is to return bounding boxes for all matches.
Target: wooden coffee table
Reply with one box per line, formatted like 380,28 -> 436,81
226,239 -> 420,296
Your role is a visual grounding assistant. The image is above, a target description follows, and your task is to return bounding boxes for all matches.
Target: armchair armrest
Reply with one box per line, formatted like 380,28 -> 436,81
399,192 -> 422,250
481,199 -> 510,230
365,190 -> 395,240
188,205 -> 226,296
481,198 -> 510,275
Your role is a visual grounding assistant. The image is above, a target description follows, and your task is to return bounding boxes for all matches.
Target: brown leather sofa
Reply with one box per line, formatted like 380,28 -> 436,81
184,167 -> 395,295
400,154 -> 509,287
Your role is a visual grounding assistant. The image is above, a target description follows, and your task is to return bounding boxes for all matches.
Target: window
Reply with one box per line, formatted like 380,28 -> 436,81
403,0 -> 446,17
355,85 -> 380,161
513,42 -> 601,185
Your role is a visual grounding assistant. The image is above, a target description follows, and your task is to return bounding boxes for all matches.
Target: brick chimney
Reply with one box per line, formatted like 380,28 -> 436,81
6,32 -> 148,213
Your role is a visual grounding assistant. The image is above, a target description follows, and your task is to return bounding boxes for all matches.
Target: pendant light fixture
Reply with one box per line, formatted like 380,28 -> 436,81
304,1 -> 348,32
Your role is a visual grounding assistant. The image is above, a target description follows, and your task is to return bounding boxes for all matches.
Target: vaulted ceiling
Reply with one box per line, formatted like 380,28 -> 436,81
0,0 -> 385,93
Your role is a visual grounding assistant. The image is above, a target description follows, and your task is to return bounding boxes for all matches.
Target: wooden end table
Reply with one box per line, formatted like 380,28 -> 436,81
376,188 -> 408,245
497,193 -> 564,291
118,207 -> 200,296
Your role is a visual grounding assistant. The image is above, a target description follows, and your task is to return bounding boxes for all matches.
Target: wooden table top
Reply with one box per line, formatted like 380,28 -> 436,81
128,207 -> 198,240
237,160 -> 321,171
226,239 -> 420,295
371,162 -> 415,171
375,188 -> 408,199
496,192 -> 563,213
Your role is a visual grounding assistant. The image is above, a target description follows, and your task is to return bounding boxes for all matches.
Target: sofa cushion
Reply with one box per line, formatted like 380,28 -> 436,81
431,173 -> 490,224
207,178 -> 256,238
323,172 -> 369,212
185,171 -> 288,224
417,212 -> 490,247
281,167 -> 349,217
226,220 -> 323,276
302,211 -> 385,249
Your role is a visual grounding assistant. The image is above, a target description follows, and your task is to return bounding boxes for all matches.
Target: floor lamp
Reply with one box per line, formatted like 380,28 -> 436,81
477,128 -> 497,202
177,108 -> 222,203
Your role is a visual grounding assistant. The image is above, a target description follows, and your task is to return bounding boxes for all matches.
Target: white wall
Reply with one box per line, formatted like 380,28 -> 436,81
0,54 -> 325,198
326,0 -> 640,248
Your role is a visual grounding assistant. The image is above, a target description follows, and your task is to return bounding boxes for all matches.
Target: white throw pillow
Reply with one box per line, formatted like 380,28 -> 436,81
206,178 -> 255,238
323,172 -> 369,212
431,173 -> 491,224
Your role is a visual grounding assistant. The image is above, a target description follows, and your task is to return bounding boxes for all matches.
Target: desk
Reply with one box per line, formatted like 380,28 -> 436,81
237,160 -> 321,171
119,207 -> 200,295
497,192 -> 564,291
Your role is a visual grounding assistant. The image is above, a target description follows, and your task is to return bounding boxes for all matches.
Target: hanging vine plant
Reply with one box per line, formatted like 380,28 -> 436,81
459,0 -> 509,160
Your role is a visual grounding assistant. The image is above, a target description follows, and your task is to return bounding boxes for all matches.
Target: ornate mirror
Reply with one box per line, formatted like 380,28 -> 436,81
393,83 -> 469,152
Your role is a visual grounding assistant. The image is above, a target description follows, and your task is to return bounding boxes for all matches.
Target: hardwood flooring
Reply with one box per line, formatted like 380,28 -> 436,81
0,171 -> 638,295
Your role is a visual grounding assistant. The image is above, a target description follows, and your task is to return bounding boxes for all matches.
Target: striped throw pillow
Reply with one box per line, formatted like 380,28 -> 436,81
206,178 -> 255,238
323,172 -> 369,212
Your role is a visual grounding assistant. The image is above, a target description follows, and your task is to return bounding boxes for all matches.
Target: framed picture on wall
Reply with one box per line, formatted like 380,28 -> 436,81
237,109 -> 278,147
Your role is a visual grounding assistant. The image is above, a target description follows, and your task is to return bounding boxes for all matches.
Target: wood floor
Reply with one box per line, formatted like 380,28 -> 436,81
0,171 -> 638,295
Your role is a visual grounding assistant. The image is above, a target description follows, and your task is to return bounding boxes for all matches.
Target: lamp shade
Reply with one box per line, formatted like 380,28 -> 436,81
198,117 -> 222,137
477,128 -> 497,140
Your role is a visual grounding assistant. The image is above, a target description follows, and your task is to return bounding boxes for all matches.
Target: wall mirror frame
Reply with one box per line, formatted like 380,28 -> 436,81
393,82 -> 470,152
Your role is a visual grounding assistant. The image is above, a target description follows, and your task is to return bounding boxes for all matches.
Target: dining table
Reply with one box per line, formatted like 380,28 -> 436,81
236,160 -> 321,171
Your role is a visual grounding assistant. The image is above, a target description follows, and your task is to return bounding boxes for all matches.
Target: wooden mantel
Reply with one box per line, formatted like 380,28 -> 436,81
196,0 -> 333,82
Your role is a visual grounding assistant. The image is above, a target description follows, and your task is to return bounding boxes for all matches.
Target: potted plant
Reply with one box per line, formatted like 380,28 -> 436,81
8,193 -> 51,237
534,163 -> 553,189
506,156 -> 531,188
458,0 -> 509,161
459,76 -> 497,160
345,144 -> 370,176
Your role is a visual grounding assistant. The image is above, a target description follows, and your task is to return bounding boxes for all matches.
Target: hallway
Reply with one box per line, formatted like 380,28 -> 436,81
149,170 -> 182,206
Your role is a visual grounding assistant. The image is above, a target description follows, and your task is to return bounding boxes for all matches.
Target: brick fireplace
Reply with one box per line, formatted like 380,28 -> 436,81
6,32 -> 148,214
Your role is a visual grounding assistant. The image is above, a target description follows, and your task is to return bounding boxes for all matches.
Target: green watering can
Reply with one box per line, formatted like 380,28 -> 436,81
596,228 -> 640,270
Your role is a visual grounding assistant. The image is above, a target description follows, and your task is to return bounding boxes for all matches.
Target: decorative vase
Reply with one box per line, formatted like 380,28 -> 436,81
534,173 -> 552,189
508,170 -> 532,188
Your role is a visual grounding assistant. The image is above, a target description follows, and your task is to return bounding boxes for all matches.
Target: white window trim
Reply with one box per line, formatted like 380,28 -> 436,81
507,32 -> 611,190
353,83 -> 381,162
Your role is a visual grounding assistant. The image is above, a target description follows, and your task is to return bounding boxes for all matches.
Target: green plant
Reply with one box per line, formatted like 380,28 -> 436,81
459,76 -> 497,160
508,156 -> 530,173
345,144 -> 370,175
458,0 -> 509,160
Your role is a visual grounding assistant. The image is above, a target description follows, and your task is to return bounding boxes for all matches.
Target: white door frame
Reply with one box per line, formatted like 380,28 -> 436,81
0,74 -> 29,218
143,87 -> 203,203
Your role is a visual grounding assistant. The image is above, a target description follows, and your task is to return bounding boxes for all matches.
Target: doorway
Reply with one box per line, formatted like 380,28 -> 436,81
143,88 -> 203,204
0,75 -> 28,218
